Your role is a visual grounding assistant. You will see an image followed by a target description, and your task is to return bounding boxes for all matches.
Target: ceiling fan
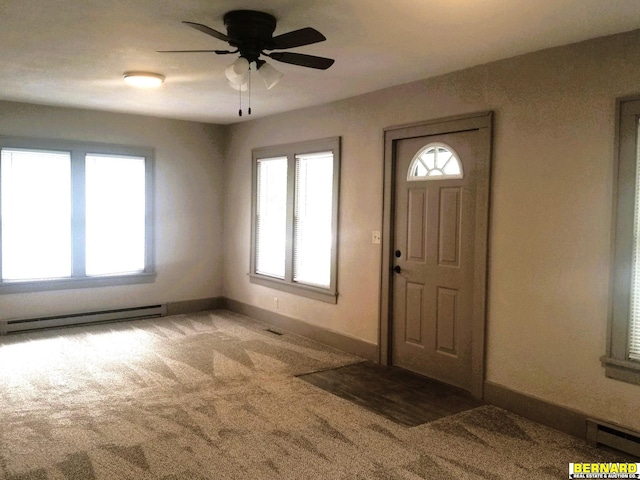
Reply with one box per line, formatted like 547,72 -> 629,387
159,10 -> 335,115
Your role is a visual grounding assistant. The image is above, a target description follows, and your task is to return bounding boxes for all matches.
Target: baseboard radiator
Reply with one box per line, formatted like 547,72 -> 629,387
0,304 -> 167,335
586,419 -> 640,457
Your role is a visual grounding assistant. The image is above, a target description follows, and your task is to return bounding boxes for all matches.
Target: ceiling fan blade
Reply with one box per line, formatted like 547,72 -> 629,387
183,21 -> 229,42
268,52 -> 335,70
157,49 -> 235,54
269,27 -> 326,49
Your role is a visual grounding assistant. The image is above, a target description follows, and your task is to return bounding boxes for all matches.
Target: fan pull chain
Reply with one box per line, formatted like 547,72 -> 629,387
237,65 -> 253,117
248,67 -> 252,116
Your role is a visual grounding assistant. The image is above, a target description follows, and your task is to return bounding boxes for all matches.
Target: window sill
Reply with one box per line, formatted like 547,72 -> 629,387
0,272 -> 157,294
600,355 -> 640,386
249,273 -> 338,304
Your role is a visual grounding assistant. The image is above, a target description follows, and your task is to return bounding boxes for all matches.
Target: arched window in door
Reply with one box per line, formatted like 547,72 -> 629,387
407,143 -> 463,180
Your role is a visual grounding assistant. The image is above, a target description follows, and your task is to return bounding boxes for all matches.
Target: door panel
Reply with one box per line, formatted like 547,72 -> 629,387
407,189 -> 427,261
438,187 -> 461,266
391,127 -> 487,394
405,282 -> 424,344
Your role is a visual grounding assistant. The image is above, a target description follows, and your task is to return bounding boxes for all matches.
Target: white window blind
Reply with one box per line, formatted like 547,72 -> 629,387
251,137 -> 339,303
255,157 -> 287,279
85,154 -> 146,276
1,148 -> 72,280
629,121 -> 640,360
293,152 -> 333,288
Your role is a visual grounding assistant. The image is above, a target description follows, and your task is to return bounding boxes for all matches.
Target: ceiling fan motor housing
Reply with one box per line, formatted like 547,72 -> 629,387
223,10 -> 276,63
161,12 -> 334,71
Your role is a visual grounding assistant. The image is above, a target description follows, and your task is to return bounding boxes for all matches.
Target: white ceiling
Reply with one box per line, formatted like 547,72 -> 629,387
2,0 -> 640,125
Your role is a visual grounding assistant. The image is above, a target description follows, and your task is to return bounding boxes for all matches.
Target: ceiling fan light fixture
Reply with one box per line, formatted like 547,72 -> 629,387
227,80 -> 248,91
123,71 -> 165,88
258,61 -> 283,90
162,11 -> 334,114
225,57 -> 250,85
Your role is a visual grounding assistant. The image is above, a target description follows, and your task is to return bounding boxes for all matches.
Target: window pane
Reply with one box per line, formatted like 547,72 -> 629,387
294,152 -> 333,288
408,143 -> 463,181
85,154 -> 146,276
256,157 -> 287,279
629,122 -> 640,360
1,149 -> 72,280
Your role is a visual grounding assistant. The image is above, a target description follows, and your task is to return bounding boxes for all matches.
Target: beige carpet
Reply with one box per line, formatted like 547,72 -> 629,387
0,310 -> 626,479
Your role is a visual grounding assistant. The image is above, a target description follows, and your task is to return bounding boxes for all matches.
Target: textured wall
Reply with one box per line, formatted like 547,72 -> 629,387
0,101 -> 226,320
223,29 -> 640,430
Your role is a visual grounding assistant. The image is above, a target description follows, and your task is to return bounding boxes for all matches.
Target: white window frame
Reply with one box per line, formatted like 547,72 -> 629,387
0,136 -> 155,294
407,142 -> 464,181
603,97 -> 640,385
250,137 -> 340,303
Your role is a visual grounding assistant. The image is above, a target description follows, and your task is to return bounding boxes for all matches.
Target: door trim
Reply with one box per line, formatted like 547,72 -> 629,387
379,111 -> 493,398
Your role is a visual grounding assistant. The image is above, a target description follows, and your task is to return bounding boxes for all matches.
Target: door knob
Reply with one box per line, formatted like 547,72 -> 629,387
393,265 -> 401,274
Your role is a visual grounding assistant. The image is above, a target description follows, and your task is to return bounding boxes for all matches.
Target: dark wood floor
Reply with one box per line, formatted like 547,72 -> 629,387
297,361 -> 482,427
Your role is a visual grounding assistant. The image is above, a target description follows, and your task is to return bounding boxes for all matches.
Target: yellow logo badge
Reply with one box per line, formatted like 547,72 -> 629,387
569,463 -> 640,479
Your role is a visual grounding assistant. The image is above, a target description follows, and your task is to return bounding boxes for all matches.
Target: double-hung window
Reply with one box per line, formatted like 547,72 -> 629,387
604,97 -> 640,385
0,137 -> 155,293
251,137 -> 340,303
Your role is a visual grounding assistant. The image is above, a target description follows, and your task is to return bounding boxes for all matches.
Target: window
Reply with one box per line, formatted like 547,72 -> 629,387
604,97 -> 640,385
251,137 -> 340,303
255,156 -> 288,279
2,149 -> 72,281
407,143 -> 463,180
0,137 -> 155,293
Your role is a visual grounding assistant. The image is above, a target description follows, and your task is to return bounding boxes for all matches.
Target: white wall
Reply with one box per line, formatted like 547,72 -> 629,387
223,29 -> 640,430
0,101 -> 226,320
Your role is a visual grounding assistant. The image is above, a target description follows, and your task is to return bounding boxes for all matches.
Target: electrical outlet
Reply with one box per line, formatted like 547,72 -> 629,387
372,231 -> 381,244
273,297 -> 279,309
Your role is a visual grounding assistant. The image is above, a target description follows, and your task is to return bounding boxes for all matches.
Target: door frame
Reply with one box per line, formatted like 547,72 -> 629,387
379,111 -> 493,398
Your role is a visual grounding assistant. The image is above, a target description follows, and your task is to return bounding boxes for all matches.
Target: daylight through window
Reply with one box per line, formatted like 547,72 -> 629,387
408,143 -> 463,180
85,154 -> 146,276
627,120 -> 640,361
251,137 -> 340,303
294,151 -> 334,288
255,157 -> 287,279
1,149 -> 72,280
0,139 -> 155,293
604,97 -> 640,385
